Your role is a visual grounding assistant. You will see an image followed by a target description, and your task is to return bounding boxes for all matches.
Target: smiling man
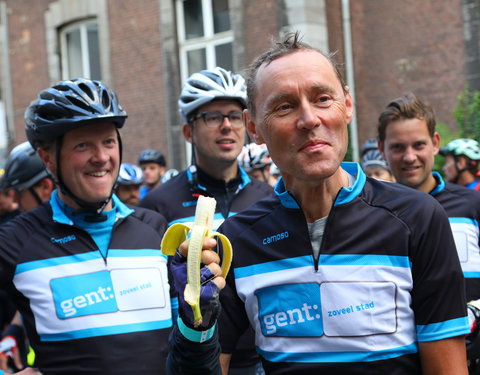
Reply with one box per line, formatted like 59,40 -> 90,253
0,79 -> 175,374
377,93 -> 480,373
167,33 -> 470,375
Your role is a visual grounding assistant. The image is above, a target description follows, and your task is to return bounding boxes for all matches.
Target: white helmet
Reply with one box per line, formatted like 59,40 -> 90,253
179,67 -> 247,123
238,143 -> 272,172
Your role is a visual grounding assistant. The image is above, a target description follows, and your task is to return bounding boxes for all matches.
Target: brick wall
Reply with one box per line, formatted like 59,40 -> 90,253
107,0 -> 168,166
347,0 -> 466,146
7,0 -> 52,145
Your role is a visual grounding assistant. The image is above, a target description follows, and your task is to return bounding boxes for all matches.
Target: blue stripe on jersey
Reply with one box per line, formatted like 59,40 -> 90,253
464,272 -> 480,278
15,249 -> 165,274
449,217 -> 479,226
416,316 -> 470,342
256,342 -> 419,363
235,254 -> 411,279
39,319 -> 172,342
319,254 -> 411,268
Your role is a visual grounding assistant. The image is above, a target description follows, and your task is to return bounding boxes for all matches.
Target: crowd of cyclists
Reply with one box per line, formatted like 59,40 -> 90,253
0,31 -> 480,374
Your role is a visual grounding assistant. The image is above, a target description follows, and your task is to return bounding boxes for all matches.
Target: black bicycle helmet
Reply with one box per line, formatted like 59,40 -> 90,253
1,142 -> 49,191
138,149 -> 166,166
25,78 -> 127,148
24,78 -> 127,219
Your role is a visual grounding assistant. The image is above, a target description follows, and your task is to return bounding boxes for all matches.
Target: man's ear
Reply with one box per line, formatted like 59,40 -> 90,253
377,139 -> 386,159
245,109 -> 264,144
37,148 -> 56,174
182,123 -> 193,144
38,177 -> 55,200
432,132 -> 440,156
457,155 -> 468,169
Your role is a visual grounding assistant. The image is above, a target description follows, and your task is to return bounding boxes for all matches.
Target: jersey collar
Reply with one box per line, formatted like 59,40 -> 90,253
429,171 -> 445,196
50,190 -> 134,225
274,162 -> 366,209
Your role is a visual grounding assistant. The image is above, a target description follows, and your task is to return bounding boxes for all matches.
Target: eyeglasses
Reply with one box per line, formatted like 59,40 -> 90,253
195,111 -> 244,128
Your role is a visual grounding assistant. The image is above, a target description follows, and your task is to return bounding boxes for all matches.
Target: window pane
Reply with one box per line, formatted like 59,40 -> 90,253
66,29 -> 83,78
215,42 -> 232,71
187,48 -> 206,76
183,0 -> 204,39
87,23 -> 101,80
212,0 -> 230,33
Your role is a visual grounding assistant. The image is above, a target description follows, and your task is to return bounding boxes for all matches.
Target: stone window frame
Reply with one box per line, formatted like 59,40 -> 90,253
44,0 -> 110,85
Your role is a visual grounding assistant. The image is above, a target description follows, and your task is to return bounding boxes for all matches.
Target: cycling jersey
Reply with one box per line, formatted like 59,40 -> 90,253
214,162 -> 469,374
0,192 -> 173,374
140,164 -> 273,370
429,172 -> 480,301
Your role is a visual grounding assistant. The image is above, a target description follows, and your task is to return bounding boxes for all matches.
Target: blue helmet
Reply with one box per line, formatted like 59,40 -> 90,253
25,78 -> 127,148
117,163 -> 144,185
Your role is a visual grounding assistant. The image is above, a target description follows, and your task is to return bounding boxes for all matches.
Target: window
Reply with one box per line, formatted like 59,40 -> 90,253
176,0 -> 234,81
59,20 -> 101,80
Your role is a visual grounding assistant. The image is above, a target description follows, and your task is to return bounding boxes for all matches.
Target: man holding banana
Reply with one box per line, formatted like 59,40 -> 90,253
168,32 -> 470,374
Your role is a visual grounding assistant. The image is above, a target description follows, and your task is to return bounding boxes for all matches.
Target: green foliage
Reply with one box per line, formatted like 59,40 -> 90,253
453,84 -> 480,140
434,122 -> 459,175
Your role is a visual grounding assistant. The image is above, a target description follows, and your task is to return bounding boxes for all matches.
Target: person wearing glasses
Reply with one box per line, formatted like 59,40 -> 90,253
139,67 -> 272,375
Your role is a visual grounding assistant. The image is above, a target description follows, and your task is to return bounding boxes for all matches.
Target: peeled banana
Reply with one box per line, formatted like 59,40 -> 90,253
161,195 -> 232,327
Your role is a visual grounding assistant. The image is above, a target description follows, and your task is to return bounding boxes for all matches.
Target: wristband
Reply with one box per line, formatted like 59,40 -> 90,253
177,317 -> 216,343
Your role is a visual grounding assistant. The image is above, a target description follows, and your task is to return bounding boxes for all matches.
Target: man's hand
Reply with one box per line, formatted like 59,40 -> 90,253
171,237 -> 225,331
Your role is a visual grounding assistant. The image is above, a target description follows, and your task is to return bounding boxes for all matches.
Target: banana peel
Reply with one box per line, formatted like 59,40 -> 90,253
161,195 -> 232,327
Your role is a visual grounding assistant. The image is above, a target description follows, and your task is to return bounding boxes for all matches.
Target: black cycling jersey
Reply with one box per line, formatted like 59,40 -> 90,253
0,193 -> 173,374
430,172 -> 480,301
216,163 -> 467,374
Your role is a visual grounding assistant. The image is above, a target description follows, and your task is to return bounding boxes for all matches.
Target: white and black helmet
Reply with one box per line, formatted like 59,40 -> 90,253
238,143 -> 272,172
178,67 -> 247,123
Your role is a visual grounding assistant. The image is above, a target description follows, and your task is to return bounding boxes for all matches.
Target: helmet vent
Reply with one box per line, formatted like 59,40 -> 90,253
101,90 -> 111,110
78,82 -> 95,101
67,95 -> 95,114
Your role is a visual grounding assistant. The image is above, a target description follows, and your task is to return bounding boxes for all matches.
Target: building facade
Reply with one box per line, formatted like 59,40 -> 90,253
0,0 -> 477,169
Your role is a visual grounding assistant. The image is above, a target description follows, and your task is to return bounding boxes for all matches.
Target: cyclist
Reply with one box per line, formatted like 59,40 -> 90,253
167,32 -> 469,374
360,139 -> 395,182
0,141 -> 55,372
140,66 -> 273,375
115,163 -> 144,206
378,93 -> 480,301
377,93 -> 480,374
439,138 -> 480,190
1,142 -> 54,212
0,78 -> 174,374
138,148 -> 166,199
237,143 -> 277,186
